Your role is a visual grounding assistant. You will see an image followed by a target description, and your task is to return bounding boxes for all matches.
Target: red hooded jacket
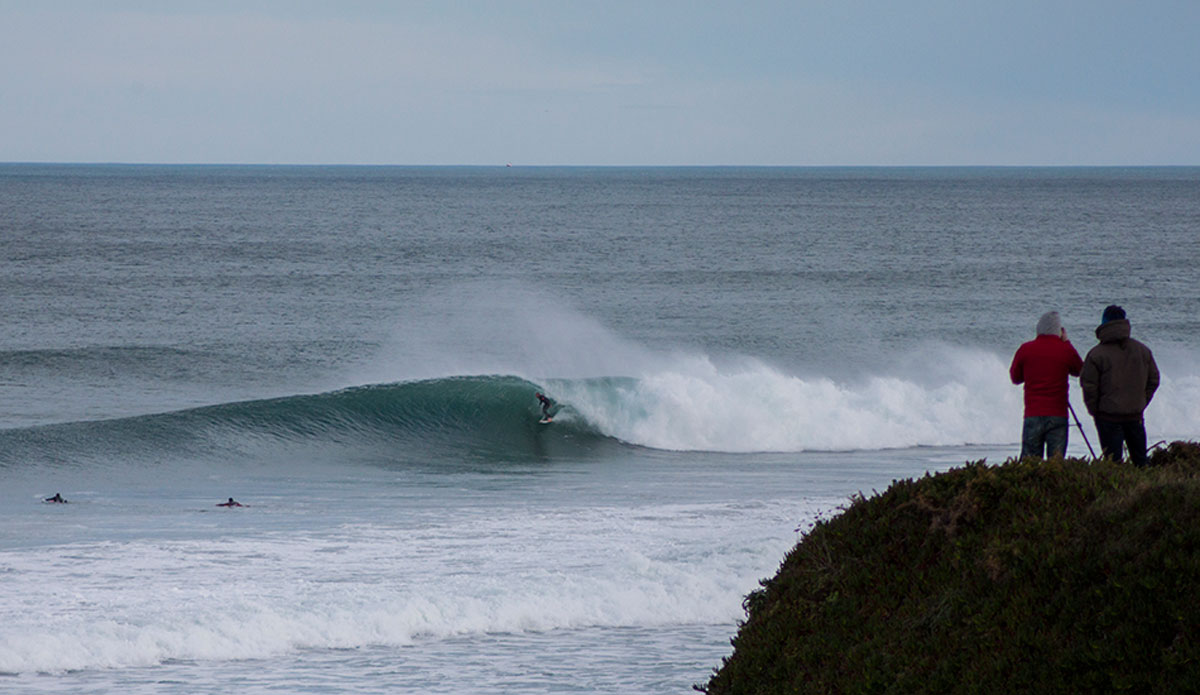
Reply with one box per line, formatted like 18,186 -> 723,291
1009,335 -> 1083,417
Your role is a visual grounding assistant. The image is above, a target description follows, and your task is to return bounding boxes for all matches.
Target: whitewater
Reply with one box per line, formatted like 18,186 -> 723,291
1,165 -> 1197,694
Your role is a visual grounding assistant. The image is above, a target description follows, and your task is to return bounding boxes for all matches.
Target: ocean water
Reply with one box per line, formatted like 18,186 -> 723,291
1,165 -> 1198,693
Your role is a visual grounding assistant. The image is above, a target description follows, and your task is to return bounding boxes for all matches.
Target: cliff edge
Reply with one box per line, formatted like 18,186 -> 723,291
702,442 -> 1200,694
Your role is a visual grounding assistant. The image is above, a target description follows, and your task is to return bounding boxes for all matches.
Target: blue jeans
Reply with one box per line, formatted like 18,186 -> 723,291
1021,416 -> 1069,459
1095,418 -> 1148,467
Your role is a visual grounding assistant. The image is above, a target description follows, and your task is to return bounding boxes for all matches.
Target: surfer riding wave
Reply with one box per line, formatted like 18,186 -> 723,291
536,392 -> 555,423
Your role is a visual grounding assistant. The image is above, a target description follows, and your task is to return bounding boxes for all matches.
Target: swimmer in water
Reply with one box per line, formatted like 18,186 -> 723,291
44,493 -> 67,503
216,497 -> 244,507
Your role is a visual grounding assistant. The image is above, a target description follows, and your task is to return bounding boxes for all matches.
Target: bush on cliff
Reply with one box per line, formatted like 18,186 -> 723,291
702,442 -> 1200,694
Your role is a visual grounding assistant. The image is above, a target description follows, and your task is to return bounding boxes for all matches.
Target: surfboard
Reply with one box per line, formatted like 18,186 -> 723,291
539,417 -> 553,424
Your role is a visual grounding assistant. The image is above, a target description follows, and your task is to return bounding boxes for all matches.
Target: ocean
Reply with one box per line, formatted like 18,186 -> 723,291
2,165 -> 1198,694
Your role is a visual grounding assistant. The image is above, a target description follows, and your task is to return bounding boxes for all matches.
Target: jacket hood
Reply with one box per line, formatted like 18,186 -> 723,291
1036,310 -> 1062,336
1095,318 -> 1131,343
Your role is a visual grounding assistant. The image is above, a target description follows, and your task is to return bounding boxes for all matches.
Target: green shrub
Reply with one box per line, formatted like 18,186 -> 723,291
1149,440 -> 1200,468
701,443 -> 1200,694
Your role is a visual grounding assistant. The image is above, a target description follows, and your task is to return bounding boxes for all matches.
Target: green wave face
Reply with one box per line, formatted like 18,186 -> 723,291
0,376 -> 626,470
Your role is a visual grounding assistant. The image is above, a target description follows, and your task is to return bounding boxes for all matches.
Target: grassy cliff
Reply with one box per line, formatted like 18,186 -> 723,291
702,442 -> 1200,694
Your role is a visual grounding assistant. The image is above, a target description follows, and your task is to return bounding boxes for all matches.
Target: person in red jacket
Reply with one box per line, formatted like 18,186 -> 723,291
1009,311 -> 1083,459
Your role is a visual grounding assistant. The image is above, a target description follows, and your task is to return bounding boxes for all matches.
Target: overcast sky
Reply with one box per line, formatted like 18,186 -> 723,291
2,0 -> 1198,165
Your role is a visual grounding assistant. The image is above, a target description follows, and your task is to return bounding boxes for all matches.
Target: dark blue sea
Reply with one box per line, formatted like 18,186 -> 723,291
2,165 -> 1198,693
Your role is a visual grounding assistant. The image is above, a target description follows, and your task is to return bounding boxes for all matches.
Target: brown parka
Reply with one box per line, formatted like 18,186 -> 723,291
1080,319 -> 1160,422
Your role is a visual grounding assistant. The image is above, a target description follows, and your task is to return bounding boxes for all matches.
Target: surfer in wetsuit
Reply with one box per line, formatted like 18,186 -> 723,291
216,497 -> 244,507
44,493 -> 67,503
535,392 -> 554,421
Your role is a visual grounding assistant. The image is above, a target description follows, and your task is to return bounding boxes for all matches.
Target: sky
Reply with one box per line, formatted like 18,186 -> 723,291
2,0 -> 1198,165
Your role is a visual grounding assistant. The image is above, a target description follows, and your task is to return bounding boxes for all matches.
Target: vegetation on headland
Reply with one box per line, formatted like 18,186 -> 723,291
701,441 -> 1200,694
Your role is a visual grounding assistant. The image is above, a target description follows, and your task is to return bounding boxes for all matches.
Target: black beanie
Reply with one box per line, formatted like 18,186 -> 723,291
1101,305 -> 1126,324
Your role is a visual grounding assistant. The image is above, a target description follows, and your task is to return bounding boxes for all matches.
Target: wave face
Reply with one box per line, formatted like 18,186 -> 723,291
0,376 -> 618,469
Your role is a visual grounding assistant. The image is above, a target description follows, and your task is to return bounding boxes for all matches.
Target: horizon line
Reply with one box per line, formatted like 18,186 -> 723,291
4,161 -> 1199,169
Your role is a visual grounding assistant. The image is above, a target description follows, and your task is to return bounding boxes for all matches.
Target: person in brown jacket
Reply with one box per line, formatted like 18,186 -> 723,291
1080,305 -> 1160,466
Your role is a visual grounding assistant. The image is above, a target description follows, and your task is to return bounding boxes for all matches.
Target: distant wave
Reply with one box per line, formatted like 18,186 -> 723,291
0,345 -> 206,372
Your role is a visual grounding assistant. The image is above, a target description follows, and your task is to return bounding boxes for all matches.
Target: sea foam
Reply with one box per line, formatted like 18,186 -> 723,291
0,499 -> 812,674
553,345 -> 1020,453
553,342 -> 1199,454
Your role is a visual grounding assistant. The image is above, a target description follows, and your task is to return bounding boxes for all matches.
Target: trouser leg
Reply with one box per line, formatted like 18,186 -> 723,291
1123,419 -> 1148,467
1094,418 -> 1125,462
1021,417 -> 1046,459
1044,417 -> 1069,458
